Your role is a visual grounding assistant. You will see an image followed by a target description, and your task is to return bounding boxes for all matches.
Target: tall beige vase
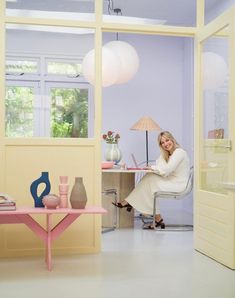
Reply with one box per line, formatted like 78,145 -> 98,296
70,177 -> 87,209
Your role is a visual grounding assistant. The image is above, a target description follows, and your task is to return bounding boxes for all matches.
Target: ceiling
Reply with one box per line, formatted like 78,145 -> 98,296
5,0 -> 235,26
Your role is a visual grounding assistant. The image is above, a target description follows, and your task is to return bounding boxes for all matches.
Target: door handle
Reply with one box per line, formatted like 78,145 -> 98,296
220,140 -> 232,150
222,182 -> 235,191
205,140 -> 232,150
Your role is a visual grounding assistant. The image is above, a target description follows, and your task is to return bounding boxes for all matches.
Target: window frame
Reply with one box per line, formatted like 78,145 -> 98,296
5,53 -> 94,138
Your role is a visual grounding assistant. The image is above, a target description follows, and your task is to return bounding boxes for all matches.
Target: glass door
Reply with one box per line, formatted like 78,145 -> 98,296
195,10 -> 235,269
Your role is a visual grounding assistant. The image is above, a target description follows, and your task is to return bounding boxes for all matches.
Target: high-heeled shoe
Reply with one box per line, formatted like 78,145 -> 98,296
143,218 -> 165,230
155,218 -> 165,229
112,202 -> 133,212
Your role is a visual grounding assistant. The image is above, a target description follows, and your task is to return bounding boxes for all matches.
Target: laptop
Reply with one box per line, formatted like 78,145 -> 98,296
127,154 -> 147,170
128,154 -> 161,176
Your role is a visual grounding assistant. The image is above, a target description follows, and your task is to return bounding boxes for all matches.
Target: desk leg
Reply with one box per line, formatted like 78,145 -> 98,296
102,172 -> 135,228
46,214 -> 52,271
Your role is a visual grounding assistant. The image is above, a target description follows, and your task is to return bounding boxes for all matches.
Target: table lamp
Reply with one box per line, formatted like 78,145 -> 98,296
130,116 -> 161,166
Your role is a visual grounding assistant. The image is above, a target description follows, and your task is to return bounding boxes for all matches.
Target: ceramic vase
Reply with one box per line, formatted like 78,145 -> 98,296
42,194 -> 60,209
70,177 -> 87,209
30,171 -> 51,207
105,143 -> 122,164
59,176 -> 69,208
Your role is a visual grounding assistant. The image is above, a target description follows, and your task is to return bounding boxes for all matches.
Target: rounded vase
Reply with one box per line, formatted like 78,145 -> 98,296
105,143 -> 122,164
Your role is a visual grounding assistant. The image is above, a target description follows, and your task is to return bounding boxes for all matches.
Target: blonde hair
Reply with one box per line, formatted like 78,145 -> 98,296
158,131 -> 180,162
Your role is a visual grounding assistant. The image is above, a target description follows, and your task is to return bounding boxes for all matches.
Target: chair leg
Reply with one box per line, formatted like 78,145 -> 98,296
102,189 -> 118,233
159,224 -> 193,231
142,193 -> 193,231
152,195 -> 157,230
142,195 -> 157,229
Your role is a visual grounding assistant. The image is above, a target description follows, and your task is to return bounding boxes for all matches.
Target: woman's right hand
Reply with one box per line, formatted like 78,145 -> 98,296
143,166 -> 153,171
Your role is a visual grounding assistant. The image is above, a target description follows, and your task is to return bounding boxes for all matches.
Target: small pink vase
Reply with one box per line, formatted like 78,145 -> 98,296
59,175 -> 69,208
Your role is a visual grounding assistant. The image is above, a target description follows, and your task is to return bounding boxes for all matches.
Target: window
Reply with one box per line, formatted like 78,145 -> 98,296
46,59 -> 82,77
6,82 -> 39,137
6,58 -> 39,75
46,82 -> 91,138
5,55 -> 93,138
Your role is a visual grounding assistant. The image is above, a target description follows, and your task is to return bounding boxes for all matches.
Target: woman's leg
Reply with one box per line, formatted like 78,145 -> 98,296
125,173 -> 162,215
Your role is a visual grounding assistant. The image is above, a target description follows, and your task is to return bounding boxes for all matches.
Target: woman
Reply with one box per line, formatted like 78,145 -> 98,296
113,131 -> 190,229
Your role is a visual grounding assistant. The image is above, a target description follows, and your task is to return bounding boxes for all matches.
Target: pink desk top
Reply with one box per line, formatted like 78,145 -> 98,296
0,206 -> 107,215
102,168 -> 152,173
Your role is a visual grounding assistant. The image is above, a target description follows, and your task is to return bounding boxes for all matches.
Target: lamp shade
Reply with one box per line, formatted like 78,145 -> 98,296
130,116 -> 161,131
130,116 -> 161,166
202,52 -> 228,90
82,46 -> 121,87
105,40 -> 139,84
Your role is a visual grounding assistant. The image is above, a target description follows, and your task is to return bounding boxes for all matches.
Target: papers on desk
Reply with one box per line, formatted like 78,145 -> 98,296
127,167 -> 147,170
101,161 -> 115,169
0,193 -> 16,211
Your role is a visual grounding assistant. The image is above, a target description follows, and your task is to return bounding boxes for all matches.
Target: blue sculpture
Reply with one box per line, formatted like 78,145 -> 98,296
30,172 -> 51,207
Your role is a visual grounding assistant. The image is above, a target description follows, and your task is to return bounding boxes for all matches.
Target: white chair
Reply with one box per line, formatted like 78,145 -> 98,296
142,166 -> 194,231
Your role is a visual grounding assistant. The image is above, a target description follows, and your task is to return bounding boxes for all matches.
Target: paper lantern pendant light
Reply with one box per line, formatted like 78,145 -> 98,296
82,46 -> 121,87
82,41 -> 139,87
202,52 -> 228,90
105,40 -> 140,84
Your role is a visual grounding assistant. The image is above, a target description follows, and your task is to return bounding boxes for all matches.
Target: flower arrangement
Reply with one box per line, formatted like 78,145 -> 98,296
102,131 -> 120,144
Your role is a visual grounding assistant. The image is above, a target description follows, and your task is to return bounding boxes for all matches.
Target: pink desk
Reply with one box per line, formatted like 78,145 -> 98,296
0,206 -> 106,271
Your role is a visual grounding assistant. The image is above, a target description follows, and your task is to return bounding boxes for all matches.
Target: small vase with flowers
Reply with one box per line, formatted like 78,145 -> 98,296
103,130 -> 122,164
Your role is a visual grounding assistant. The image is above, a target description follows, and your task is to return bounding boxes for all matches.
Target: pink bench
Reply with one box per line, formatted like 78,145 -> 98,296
0,206 -> 106,270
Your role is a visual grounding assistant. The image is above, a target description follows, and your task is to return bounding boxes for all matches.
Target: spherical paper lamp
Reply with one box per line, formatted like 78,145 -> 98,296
105,40 -> 139,84
202,52 -> 228,90
82,46 -> 121,87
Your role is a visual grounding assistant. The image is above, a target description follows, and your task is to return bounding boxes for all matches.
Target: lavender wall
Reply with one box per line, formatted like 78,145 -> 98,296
102,34 -> 193,165
206,0 -> 235,24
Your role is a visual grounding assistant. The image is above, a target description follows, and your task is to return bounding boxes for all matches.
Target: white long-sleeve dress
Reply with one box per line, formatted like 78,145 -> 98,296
125,148 -> 190,215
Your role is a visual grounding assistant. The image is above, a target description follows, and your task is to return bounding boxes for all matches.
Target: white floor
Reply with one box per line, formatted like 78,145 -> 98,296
0,220 -> 235,298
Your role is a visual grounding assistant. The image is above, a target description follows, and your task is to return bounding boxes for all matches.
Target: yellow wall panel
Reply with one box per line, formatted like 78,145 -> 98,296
4,144 -> 95,204
0,143 -> 101,257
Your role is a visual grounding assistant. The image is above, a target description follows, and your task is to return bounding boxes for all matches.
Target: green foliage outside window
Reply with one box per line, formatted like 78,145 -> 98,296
51,88 -> 88,138
5,86 -> 34,137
